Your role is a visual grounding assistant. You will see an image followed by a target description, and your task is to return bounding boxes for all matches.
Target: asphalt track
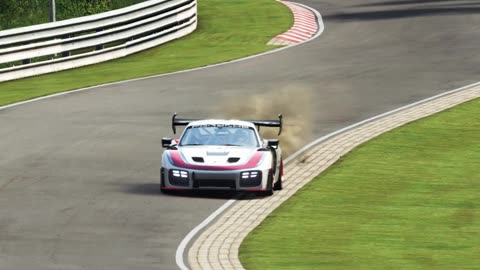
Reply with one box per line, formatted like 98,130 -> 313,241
1,0 -> 479,269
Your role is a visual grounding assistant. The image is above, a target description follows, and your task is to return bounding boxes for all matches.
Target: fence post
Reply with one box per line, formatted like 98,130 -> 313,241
49,0 -> 56,22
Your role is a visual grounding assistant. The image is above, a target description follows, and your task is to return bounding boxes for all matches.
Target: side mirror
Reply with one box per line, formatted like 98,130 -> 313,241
162,138 -> 173,148
267,139 -> 279,149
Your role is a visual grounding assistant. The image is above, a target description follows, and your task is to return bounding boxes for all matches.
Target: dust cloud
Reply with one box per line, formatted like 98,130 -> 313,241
220,86 -> 313,157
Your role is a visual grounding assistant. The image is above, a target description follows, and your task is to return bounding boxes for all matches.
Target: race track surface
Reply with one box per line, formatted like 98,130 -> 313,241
1,0 -> 479,269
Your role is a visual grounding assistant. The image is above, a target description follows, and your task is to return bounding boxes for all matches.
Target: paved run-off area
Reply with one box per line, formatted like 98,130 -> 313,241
188,84 -> 480,269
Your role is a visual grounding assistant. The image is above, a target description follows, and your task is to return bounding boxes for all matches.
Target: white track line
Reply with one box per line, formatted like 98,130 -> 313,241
178,1 -> 479,268
180,80 -> 480,270
175,199 -> 236,270
175,2 -> 324,269
0,2 -> 324,112
0,2 -> 324,270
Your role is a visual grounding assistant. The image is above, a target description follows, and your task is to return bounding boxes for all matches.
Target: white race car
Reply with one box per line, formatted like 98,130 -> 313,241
160,114 -> 283,196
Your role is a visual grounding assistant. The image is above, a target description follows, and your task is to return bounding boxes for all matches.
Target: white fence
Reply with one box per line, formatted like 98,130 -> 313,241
0,0 -> 197,82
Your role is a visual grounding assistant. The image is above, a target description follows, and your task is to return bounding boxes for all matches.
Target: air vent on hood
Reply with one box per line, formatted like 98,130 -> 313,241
192,157 -> 204,163
227,157 -> 240,163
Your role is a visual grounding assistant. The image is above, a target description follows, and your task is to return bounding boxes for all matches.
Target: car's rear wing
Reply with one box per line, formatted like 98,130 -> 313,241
249,114 -> 283,135
171,113 -> 196,134
171,113 -> 283,135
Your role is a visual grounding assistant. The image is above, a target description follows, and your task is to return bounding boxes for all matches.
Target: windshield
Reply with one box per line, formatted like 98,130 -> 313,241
179,125 -> 259,147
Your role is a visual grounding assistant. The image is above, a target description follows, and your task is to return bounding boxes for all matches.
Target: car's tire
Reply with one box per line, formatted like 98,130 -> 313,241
258,173 -> 274,196
273,175 -> 282,191
258,187 -> 273,197
273,159 -> 283,191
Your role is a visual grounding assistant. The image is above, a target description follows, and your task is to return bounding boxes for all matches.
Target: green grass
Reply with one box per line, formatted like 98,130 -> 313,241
240,98 -> 480,270
0,0 -> 292,106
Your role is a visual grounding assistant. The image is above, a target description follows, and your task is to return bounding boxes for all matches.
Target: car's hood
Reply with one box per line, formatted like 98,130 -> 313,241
177,146 -> 258,166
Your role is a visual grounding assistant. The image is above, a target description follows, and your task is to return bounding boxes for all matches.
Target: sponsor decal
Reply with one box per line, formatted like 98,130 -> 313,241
190,124 -> 250,128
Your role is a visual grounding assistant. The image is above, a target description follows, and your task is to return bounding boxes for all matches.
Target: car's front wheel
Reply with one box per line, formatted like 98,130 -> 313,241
273,175 -> 282,191
273,159 -> 283,191
258,171 -> 275,196
258,187 -> 273,197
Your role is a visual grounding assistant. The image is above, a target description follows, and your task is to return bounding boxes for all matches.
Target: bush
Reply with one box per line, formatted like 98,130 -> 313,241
0,0 -> 145,30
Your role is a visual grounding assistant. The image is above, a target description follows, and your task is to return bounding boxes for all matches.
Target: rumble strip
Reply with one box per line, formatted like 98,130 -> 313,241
187,83 -> 480,269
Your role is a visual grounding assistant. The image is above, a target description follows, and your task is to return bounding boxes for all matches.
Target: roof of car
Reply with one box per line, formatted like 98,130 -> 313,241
187,119 -> 256,128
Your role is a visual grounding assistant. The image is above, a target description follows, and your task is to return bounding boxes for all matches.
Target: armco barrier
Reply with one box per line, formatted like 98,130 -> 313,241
0,0 -> 197,82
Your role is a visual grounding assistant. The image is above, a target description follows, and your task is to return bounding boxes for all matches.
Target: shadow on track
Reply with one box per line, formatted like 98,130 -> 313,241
120,182 -> 269,200
325,0 -> 480,21
354,0 -> 474,7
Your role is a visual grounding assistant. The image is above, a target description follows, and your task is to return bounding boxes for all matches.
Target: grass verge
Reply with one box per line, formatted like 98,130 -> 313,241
240,98 -> 480,270
0,0 -> 292,106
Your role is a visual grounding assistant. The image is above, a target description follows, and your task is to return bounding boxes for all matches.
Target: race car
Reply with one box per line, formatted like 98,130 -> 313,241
160,113 -> 283,196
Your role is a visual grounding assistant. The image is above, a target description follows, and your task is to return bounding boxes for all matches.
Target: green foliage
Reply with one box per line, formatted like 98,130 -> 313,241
0,0 -> 48,30
0,0 -> 144,30
57,0 -> 144,20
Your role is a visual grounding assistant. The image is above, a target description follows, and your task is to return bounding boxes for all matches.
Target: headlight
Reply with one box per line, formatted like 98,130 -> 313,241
240,170 -> 262,187
171,169 -> 188,178
168,169 -> 189,187
241,171 -> 260,179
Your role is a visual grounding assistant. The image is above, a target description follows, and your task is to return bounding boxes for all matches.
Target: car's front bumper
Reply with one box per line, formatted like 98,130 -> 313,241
161,167 -> 272,191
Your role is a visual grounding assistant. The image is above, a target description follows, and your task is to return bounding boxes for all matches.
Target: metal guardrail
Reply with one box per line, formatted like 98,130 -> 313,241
0,0 -> 197,82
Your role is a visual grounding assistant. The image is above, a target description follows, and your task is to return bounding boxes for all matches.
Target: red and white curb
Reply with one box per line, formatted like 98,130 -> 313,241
268,1 -> 319,46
